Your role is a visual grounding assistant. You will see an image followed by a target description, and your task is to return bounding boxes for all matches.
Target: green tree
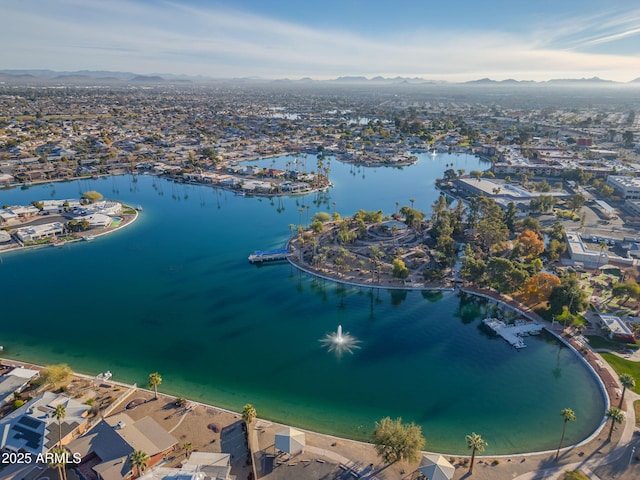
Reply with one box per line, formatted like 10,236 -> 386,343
619,374 -> 636,409
567,194 -> 586,212
548,275 -> 589,315
82,190 -> 103,203
37,364 -> 73,387
200,146 -> 218,162
371,417 -> 425,464
505,202 -> 518,233
486,257 -> 529,294
466,432 -> 488,474
605,407 -> 624,441
392,258 -> 409,279
555,408 -> 576,461
148,372 -> 162,400
470,170 -> 483,182
129,450 -> 149,478
460,244 -> 486,284
612,281 -> 640,305
48,447 -> 68,480
622,130 -> 634,148
183,441 -> 193,458
242,403 -> 257,426
53,404 -> 66,446
312,211 -> 332,223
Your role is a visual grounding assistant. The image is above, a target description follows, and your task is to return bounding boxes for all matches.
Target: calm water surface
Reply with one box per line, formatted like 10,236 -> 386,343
0,154 -> 605,454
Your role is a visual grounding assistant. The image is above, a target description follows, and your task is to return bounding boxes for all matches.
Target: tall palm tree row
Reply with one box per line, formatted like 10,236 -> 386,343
555,408 -> 576,461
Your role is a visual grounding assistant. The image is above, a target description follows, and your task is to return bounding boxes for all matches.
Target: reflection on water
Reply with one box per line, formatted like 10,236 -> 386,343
0,154 -> 605,454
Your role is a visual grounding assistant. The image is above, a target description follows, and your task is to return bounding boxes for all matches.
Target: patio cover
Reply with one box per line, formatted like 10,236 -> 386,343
418,454 -> 455,480
274,427 -> 305,455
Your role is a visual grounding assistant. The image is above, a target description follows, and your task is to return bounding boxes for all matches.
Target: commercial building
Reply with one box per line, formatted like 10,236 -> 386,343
607,176 -> 640,200
599,314 -> 636,343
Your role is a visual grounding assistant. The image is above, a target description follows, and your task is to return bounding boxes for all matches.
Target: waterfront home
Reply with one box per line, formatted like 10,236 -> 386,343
139,452 -> 233,480
85,201 -> 123,216
39,199 -> 82,214
69,413 -> 177,480
0,173 -> 14,184
0,391 -> 90,454
0,367 -> 39,406
0,205 -> 39,222
14,222 -> 65,242
71,213 -> 114,228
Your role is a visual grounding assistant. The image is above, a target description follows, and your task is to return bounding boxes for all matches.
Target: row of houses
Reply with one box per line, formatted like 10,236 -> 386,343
0,386 -> 233,480
182,171 -> 311,194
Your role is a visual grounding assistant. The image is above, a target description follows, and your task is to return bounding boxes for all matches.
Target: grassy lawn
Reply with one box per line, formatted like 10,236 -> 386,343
601,352 -> 640,395
585,335 -> 625,351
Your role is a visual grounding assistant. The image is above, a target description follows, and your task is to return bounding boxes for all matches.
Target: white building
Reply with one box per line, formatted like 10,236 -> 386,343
0,367 -> 39,406
39,199 -> 82,214
0,205 -> 39,222
14,222 -> 64,242
599,314 -> 636,342
139,452 -> 233,480
607,176 -> 640,200
85,201 -> 123,216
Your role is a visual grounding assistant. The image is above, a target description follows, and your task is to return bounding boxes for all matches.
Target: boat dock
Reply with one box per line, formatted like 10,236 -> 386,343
248,248 -> 290,263
483,318 -> 544,349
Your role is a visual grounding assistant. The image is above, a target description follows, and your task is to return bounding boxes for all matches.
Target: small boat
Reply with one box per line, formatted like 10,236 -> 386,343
135,205 -> 143,211
52,239 -> 65,248
83,234 -> 95,242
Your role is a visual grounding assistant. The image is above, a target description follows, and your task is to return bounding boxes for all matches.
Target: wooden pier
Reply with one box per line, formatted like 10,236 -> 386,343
483,318 -> 544,349
248,248 -> 290,263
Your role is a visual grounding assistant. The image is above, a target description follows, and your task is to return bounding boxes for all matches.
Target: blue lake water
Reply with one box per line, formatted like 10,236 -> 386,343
0,153 -> 605,454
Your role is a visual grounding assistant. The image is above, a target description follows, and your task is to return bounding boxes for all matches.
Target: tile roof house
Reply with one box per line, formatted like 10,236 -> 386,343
69,413 -> 177,480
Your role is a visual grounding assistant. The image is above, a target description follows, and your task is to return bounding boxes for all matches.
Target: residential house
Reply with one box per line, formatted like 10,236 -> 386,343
0,392 -> 90,454
0,367 -> 39,406
69,413 -> 177,480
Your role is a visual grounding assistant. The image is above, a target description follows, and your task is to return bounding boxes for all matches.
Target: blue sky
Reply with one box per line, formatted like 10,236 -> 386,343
3,0 -> 640,81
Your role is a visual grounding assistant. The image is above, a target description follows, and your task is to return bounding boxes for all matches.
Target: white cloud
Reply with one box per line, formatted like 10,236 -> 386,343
2,0 -> 639,81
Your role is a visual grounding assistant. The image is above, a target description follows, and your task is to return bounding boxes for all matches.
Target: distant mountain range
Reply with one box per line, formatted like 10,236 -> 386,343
0,69 -> 638,86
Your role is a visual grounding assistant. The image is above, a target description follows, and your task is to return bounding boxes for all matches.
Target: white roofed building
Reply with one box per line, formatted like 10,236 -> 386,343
14,222 -> 65,242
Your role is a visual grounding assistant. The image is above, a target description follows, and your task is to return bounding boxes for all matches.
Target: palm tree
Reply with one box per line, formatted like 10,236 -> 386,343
183,441 -> 193,458
555,408 -> 576,460
129,450 -> 149,478
148,372 -> 162,400
48,447 -> 68,480
606,407 -> 625,441
619,373 -> 636,408
53,404 -> 66,446
242,403 -> 257,427
466,432 -> 488,474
